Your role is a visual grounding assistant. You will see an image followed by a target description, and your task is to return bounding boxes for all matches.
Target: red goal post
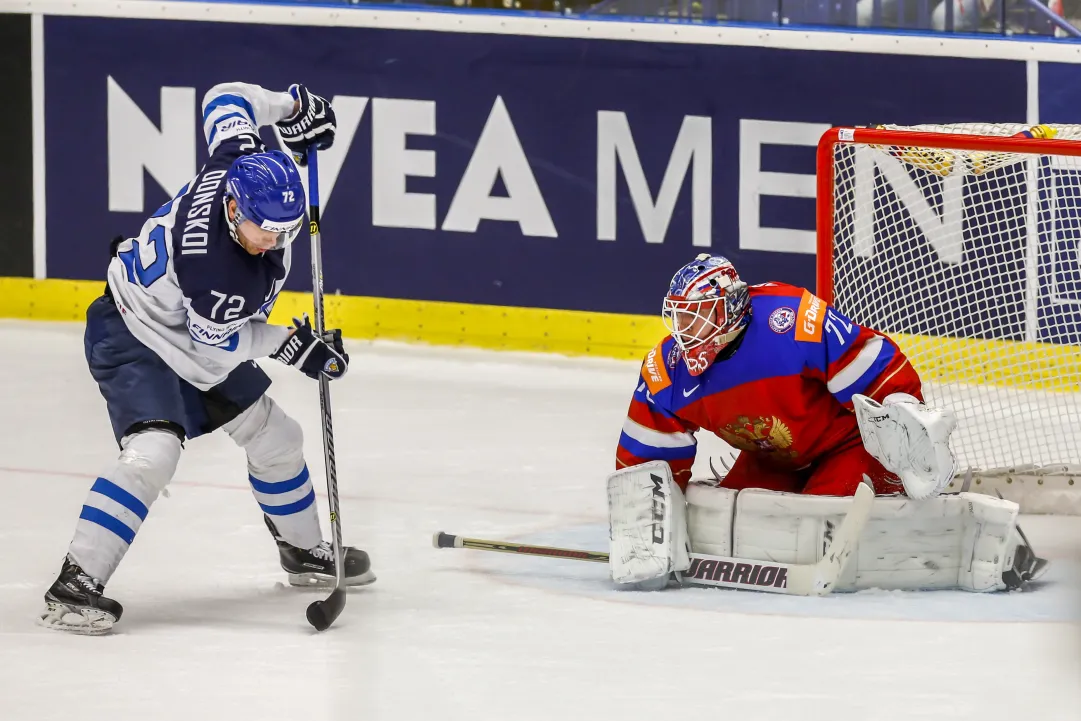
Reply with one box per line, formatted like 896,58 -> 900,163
816,125 -> 1081,514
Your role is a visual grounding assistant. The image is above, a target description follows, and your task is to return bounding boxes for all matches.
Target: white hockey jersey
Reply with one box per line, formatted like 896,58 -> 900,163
107,83 -> 299,390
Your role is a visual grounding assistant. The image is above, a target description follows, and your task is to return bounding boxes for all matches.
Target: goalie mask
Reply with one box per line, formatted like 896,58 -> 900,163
662,254 -> 750,376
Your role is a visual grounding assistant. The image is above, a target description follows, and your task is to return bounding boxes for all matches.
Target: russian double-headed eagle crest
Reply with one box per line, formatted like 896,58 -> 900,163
718,415 -> 798,459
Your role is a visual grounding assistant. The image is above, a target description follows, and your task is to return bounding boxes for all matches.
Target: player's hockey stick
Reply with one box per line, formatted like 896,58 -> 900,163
303,147 -> 347,632
434,480 -> 874,596
433,535 -> 611,563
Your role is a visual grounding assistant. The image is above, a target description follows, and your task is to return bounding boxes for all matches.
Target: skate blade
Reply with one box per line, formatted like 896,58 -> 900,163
287,569 -> 377,588
1029,558 -> 1051,582
37,601 -> 116,636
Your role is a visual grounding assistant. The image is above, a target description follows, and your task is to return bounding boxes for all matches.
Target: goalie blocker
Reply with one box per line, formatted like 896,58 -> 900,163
608,461 -> 1046,593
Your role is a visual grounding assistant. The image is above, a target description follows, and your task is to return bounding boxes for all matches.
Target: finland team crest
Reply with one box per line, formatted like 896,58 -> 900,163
768,307 -> 795,334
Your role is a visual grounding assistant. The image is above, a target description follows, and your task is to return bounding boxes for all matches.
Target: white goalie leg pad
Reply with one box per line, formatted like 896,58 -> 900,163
607,461 -> 691,584
959,493 -> 1022,592
224,395 -> 322,551
685,481 -> 737,557
732,490 -> 856,569
853,392 -> 958,500
731,489 -> 1023,592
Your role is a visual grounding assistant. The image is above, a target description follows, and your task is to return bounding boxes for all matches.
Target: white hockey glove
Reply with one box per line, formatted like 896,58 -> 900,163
853,393 -> 957,500
607,461 -> 691,586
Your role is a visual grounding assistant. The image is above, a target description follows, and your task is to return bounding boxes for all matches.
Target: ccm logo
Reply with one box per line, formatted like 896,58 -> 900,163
650,473 -> 665,544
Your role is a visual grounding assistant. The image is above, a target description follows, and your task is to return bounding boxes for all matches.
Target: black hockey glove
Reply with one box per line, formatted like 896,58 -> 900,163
271,314 -> 349,381
276,84 -> 336,166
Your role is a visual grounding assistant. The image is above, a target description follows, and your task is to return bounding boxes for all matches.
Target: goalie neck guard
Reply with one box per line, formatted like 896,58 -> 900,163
662,253 -> 750,376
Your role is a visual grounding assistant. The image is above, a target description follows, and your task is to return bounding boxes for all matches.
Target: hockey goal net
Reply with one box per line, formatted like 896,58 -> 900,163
818,124 -> 1081,514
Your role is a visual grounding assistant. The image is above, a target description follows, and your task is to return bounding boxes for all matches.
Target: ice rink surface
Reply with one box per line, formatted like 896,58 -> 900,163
1,320 -> 1079,721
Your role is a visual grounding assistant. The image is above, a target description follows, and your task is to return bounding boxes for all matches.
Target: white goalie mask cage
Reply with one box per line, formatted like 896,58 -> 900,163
662,254 -> 751,375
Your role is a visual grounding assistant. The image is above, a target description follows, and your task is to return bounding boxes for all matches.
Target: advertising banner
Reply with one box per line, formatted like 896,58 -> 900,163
43,15 -> 1028,315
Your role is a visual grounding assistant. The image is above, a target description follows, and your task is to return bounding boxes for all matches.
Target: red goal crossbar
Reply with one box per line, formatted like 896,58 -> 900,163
815,126 -> 1081,304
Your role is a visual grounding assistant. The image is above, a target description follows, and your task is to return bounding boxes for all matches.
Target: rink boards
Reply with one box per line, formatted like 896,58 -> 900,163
0,277 -> 667,358
0,1 -> 1078,364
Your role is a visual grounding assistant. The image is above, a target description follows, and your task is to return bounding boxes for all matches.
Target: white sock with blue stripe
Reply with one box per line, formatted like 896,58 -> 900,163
68,431 -> 182,584
223,395 -> 323,551
249,463 -> 321,550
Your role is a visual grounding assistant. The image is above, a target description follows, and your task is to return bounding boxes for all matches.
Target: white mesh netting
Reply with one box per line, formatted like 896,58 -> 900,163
828,124 -> 1080,491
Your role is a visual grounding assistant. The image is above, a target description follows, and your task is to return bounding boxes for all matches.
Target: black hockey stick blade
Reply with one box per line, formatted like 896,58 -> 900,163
306,588 -> 346,632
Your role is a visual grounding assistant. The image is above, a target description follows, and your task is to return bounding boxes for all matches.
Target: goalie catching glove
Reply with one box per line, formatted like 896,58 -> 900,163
853,392 -> 957,500
271,314 -> 349,381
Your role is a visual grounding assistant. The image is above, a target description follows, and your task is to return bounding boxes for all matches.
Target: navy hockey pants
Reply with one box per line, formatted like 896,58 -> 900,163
84,294 -> 271,444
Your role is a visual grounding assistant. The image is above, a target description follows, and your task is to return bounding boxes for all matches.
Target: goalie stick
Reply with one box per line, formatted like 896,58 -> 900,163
434,479 -> 874,596
303,147 -> 347,632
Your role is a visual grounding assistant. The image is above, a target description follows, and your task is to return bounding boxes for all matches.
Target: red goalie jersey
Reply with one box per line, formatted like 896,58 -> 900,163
616,258 -> 922,497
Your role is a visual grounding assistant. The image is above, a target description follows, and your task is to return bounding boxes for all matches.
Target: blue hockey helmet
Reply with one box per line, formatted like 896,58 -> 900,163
662,253 -> 750,376
225,150 -> 306,251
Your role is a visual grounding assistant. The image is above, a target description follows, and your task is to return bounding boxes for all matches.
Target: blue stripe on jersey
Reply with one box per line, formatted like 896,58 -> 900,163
258,296 -> 277,317
189,330 -> 240,352
90,477 -> 149,520
217,333 -> 240,352
618,431 -> 697,462
203,94 -> 256,128
832,341 -> 897,405
79,506 -> 136,545
249,467 -> 310,495
260,489 -> 317,517
207,111 -> 248,148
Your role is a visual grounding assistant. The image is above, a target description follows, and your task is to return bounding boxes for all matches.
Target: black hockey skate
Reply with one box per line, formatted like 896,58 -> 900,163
264,516 -> 376,588
1002,542 -> 1050,590
994,489 -> 1050,591
38,557 -> 123,635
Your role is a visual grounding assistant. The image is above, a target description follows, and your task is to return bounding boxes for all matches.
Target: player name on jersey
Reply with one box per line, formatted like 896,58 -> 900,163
180,169 -> 228,256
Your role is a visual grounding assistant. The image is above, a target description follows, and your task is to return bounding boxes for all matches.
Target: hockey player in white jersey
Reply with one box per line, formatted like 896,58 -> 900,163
39,82 -> 373,635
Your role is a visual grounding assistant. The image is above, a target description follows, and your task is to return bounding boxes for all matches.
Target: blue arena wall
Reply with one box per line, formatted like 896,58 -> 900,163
0,1 -> 1079,357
